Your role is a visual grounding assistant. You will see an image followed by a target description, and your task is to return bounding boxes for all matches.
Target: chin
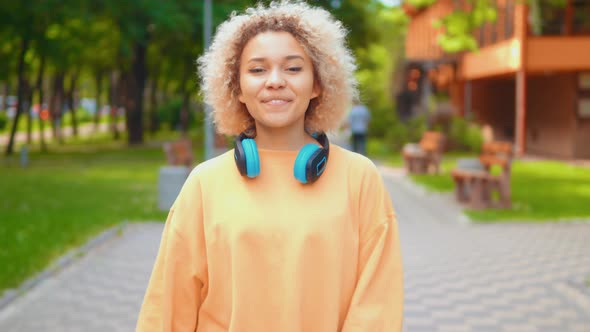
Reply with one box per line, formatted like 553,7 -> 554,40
259,115 -> 298,128
259,122 -> 294,130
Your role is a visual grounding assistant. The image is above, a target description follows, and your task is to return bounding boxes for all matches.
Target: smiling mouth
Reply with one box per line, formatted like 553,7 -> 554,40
263,99 -> 291,106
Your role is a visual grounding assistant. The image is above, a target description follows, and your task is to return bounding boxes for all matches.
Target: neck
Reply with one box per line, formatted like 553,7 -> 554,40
254,124 -> 317,151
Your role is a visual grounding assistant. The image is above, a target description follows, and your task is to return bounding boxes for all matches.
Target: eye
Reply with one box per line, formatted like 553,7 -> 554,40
248,68 -> 265,73
287,67 -> 302,72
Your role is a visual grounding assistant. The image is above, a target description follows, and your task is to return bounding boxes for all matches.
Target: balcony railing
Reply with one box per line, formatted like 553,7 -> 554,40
529,0 -> 590,36
453,0 -> 515,48
456,0 -> 590,50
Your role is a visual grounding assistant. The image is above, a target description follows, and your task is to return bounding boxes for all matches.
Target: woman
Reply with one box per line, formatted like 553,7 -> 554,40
136,1 -> 403,331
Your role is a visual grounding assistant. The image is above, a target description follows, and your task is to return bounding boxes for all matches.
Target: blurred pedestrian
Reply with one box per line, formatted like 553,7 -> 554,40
136,1 -> 403,331
348,102 -> 371,156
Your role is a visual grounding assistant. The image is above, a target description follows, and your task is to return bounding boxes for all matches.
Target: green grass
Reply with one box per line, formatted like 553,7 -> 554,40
0,131 -> 202,295
409,152 -> 472,191
407,156 -> 590,222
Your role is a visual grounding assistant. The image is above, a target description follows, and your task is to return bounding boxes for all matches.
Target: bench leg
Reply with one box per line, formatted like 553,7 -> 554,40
498,177 -> 511,208
469,178 -> 487,209
481,178 -> 492,204
454,179 -> 466,202
407,158 -> 419,174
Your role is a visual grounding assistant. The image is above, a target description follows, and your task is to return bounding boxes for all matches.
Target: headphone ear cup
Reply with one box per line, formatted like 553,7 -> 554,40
293,144 -> 320,184
241,138 -> 260,178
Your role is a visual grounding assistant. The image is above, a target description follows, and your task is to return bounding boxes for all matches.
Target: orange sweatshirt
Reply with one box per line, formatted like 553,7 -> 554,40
136,145 -> 403,331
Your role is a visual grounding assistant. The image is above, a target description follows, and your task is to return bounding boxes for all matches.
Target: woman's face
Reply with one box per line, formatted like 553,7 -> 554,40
238,31 -> 320,134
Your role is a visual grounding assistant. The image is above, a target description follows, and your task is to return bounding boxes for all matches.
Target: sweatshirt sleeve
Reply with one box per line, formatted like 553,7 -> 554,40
136,174 -> 208,332
342,162 -> 404,332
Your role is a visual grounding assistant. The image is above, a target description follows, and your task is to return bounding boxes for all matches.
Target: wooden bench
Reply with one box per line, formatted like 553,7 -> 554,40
163,138 -> 194,167
402,131 -> 445,174
451,141 -> 513,209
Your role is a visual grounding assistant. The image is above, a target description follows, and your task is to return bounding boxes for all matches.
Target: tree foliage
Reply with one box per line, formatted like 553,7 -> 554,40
434,0 -> 497,53
0,0 -> 411,152
405,0 -> 436,8
427,0 -> 570,53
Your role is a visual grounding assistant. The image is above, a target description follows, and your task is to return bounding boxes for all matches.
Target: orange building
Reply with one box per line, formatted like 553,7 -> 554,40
401,0 -> 590,158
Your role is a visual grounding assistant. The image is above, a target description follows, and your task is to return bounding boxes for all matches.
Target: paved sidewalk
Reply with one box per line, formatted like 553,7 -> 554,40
0,223 -> 162,332
385,168 -> 590,332
0,164 -> 589,331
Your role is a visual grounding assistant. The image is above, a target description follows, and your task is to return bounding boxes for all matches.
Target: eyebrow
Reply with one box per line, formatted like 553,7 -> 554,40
247,55 -> 305,63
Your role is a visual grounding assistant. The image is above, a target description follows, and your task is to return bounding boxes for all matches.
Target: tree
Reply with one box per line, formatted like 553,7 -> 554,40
95,0 -> 199,145
429,0 -> 572,53
433,0 -> 497,53
1,1 -> 35,155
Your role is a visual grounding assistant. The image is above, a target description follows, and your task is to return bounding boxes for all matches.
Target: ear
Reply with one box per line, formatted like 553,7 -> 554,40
238,90 -> 245,103
311,80 -> 321,99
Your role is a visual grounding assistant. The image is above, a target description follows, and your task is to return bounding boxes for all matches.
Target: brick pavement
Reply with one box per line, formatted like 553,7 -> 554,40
0,164 -> 589,331
0,223 -> 162,332
386,168 -> 590,332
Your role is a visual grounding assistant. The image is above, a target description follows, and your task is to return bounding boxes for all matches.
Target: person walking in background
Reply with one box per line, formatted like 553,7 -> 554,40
136,1 -> 403,331
348,102 -> 371,156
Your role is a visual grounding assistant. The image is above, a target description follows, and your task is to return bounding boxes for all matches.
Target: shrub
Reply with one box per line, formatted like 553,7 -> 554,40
383,113 -> 428,152
449,116 -> 483,152
76,107 -> 94,124
0,111 -> 7,131
157,97 -> 202,131
158,97 -> 183,130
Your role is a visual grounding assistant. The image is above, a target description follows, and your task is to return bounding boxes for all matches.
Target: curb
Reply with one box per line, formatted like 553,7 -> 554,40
0,222 -> 127,311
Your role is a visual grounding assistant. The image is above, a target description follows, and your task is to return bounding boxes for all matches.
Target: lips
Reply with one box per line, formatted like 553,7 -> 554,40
261,97 -> 293,104
264,99 -> 291,105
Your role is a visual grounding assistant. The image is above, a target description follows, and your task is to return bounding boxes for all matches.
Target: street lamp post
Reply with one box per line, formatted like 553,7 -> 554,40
203,0 -> 214,160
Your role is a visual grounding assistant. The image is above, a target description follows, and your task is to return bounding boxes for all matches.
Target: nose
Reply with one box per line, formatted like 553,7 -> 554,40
265,69 -> 285,89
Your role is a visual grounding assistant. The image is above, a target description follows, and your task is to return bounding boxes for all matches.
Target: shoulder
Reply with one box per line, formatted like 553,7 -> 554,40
330,144 -> 380,178
173,149 -> 236,207
181,149 -> 236,190
189,149 -> 234,178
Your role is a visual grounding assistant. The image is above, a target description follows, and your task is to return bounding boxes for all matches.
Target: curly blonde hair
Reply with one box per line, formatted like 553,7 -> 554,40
197,0 -> 358,136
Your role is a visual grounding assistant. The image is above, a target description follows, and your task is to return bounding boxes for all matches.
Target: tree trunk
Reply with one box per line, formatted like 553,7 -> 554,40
94,69 -> 104,130
149,68 -> 159,134
179,61 -> 190,135
181,92 -> 190,136
126,42 -> 148,145
5,36 -> 30,156
1,80 -> 8,111
109,70 -> 120,140
24,79 -> 33,144
36,55 -> 47,151
119,70 -> 129,133
161,78 -> 170,106
49,72 -> 65,144
67,71 -> 79,137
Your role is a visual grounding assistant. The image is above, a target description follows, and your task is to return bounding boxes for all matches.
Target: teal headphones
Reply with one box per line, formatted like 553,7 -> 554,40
234,132 -> 330,184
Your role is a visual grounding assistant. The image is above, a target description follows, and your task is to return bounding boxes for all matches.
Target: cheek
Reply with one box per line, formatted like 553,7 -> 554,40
299,74 -> 317,95
239,76 -> 259,99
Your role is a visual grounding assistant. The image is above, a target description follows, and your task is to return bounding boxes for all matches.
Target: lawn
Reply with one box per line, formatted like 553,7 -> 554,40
0,132 -> 202,295
408,156 -> 590,222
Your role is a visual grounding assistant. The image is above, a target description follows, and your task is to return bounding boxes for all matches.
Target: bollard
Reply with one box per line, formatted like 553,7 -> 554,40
158,166 -> 191,211
20,144 -> 29,168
